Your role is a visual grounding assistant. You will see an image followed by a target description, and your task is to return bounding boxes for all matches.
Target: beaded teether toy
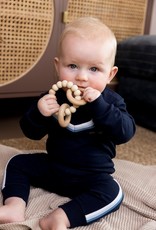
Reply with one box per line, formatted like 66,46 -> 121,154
49,80 -> 86,127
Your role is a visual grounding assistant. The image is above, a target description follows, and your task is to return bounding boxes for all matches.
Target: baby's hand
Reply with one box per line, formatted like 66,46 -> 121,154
83,87 -> 101,102
37,94 -> 60,117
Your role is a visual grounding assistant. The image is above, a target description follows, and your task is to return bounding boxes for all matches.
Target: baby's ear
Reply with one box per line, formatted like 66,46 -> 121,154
54,57 -> 59,74
107,66 -> 118,84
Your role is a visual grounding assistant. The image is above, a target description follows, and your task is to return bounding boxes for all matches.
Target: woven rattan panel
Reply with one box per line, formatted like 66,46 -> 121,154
66,0 -> 147,42
0,0 -> 54,85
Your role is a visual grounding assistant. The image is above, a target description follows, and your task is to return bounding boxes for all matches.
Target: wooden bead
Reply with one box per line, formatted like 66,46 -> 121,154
75,96 -> 81,100
70,106 -> 76,113
67,81 -> 73,88
65,108 -> 71,115
52,84 -> 58,91
57,81 -> 62,88
71,85 -> 78,91
74,90 -> 81,96
62,80 -> 68,87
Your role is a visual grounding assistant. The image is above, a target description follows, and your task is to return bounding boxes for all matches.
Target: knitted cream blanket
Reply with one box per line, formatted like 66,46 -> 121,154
0,144 -> 155,230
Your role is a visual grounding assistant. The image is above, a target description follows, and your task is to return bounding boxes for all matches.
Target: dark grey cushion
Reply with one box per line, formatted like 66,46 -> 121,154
115,35 -> 156,131
116,35 -> 156,81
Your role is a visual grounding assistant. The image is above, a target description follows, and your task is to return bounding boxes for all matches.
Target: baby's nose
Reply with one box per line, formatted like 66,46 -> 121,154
76,72 -> 88,81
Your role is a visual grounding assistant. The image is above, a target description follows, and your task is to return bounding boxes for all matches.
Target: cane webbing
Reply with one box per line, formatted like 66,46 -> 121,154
66,0 -> 147,42
0,0 -> 54,85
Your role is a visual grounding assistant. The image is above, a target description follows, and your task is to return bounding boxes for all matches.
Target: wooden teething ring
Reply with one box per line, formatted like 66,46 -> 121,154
49,80 -> 86,127
58,103 -> 71,128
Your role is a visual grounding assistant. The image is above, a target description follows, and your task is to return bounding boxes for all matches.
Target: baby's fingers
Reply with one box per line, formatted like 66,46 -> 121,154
83,87 -> 100,102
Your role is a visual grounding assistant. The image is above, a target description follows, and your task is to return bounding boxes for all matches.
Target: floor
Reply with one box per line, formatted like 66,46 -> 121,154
0,97 -> 36,139
0,115 -> 23,139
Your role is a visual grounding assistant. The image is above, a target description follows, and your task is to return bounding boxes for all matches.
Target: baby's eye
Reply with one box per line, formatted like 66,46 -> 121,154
90,67 -> 98,72
68,64 -> 77,69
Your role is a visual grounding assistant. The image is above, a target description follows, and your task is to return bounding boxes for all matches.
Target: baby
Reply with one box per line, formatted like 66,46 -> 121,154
0,17 -> 135,230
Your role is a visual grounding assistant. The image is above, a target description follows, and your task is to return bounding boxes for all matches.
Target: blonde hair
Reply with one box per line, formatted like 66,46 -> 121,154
57,17 -> 117,65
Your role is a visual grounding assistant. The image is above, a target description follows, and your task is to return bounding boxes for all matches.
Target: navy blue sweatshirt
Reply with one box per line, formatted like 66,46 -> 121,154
20,87 -> 136,178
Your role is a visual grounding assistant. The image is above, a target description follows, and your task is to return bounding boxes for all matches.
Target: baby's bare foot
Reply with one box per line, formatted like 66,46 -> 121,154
0,197 -> 25,224
39,208 -> 70,230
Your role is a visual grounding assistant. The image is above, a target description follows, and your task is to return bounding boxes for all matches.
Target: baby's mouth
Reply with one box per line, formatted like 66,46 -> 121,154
78,86 -> 85,93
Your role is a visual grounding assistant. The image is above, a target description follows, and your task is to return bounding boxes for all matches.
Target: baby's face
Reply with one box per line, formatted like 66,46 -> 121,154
54,34 -> 117,93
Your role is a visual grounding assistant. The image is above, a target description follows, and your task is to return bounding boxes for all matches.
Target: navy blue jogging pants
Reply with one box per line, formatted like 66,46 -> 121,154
2,153 -> 123,228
